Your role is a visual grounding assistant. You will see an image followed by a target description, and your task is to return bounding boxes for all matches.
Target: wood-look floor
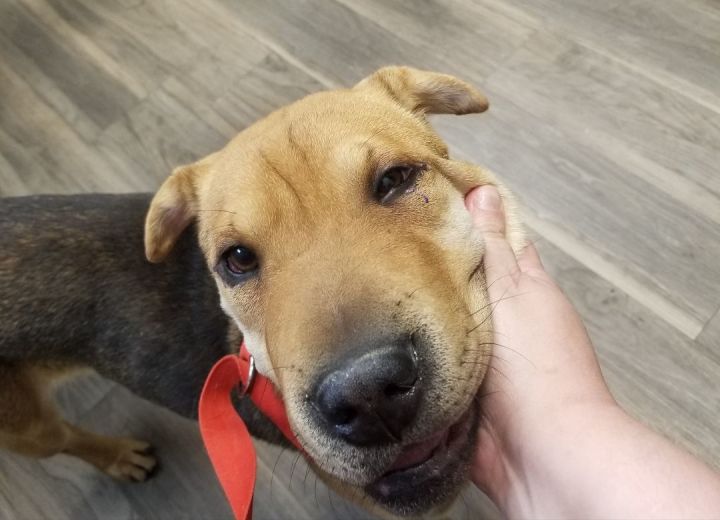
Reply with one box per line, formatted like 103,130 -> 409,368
1,0 -> 719,518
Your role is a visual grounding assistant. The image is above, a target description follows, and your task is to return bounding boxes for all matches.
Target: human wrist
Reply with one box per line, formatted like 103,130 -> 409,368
488,399 -> 625,517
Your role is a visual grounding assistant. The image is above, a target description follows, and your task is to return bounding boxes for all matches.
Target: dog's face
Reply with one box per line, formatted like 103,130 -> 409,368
146,67 -> 522,516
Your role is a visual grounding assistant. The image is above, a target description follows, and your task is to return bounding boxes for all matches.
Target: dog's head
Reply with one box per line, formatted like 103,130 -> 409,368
145,67 -> 522,516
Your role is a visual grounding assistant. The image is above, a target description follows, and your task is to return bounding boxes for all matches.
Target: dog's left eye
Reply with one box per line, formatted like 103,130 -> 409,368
223,246 -> 259,276
374,163 -> 424,204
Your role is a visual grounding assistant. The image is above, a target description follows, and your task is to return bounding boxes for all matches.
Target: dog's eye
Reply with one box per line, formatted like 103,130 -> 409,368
374,163 -> 424,204
223,246 -> 258,275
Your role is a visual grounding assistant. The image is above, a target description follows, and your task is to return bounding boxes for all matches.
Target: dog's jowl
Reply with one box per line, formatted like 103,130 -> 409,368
0,67 -> 523,517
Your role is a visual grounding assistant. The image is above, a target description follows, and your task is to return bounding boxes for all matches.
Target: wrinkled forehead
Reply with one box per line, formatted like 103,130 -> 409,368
246,89 -> 441,145
197,90 -> 446,250
211,89 -> 445,179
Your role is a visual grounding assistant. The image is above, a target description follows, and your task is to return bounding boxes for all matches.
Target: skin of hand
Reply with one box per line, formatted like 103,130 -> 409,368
465,185 -> 720,518
465,184 -> 615,510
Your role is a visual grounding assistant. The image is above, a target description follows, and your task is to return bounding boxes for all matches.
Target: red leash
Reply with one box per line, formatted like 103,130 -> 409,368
199,344 -> 302,520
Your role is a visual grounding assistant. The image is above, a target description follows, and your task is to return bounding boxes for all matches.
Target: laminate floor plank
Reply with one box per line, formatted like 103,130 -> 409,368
0,31 -> 101,143
41,0 -> 172,95
0,133 -> 54,197
697,309 -> 720,366
0,57 -> 135,193
334,0 -> 535,79
471,0 -> 720,112
484,32 -> 720,200
214,0 -> 456,86
0,0 -> 141,130
65,0 -> 209,90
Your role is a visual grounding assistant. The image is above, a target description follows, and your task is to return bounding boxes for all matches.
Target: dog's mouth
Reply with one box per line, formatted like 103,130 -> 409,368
364,405 -> 477,514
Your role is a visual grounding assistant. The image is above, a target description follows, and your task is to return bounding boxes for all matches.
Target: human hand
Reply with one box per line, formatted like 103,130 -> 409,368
465,185 -> 615,510
465,185 -> 720,518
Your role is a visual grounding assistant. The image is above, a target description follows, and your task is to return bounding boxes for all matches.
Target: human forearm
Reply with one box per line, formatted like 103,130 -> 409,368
498,403 -> 720,519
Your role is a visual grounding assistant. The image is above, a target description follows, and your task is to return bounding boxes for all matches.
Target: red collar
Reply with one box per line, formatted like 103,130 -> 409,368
199,343 -> 301,520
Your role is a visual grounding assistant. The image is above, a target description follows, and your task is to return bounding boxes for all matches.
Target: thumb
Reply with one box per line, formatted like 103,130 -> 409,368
465,185 -> 519,291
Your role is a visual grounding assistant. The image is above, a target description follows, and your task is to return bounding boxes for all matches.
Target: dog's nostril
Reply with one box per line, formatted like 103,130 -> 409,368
333,406 -> 357,426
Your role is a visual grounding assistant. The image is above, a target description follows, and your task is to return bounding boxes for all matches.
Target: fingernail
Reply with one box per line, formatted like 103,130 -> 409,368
475,185 -> 501,211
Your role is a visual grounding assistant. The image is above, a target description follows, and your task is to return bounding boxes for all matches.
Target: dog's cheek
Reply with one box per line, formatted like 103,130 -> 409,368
437,193 -> 483,279
214,283 -> 276,383
240,328 -> 274,381
439,196 -> 493,350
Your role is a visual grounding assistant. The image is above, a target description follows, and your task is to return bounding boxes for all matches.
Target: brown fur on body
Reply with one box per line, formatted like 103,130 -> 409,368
0,194 -> 285,481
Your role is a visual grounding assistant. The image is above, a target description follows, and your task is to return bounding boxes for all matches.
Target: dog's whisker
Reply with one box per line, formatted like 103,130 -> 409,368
358,489 -> 373,514
488,365 -> 511,384
288,451 -> 303,491
327,478 -> 342,519
196,208 -> 238,215
406,282 -> 432,299
459,361 -> 490,370
466,292 -> 524,318
525,235 -> 547,249
484,267 -> 524,293
266,364 -> 300,374
475,389 -> 502,402
465,285 -> 523,327
202,222 -> 238,236
348,486 -> 365,519
482,352 -> 512,367
465,302 -> 502,334
359,126 -> 385,150
302,454 -> 312,493
313,468 -> 321,509
269,445 -> 287,507
465,291 -> 523,336
464,341 -> 533,366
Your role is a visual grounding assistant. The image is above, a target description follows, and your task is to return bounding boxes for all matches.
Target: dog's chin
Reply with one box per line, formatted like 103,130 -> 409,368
363,405 -> 478,516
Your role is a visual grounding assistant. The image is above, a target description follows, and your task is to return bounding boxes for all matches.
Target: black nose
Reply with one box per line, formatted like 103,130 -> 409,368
313,339 -> 421,446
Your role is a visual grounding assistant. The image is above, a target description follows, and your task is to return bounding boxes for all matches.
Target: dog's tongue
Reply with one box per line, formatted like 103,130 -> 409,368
387,428 -> 449,472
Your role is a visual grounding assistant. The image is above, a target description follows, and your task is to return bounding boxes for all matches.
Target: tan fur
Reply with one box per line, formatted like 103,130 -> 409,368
0,362 -> 156,481
146,67 -> 523,514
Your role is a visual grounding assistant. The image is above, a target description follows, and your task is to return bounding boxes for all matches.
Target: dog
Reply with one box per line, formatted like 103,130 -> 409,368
0,66 -> 523,517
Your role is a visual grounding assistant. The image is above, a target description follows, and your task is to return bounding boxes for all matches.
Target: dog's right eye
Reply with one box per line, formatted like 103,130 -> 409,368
373,163 -> 425,204
223,246 -> 259,277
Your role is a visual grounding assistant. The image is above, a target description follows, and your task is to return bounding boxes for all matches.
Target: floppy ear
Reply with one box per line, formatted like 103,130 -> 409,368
355,66 -> 489,115
144,158 -> 209,263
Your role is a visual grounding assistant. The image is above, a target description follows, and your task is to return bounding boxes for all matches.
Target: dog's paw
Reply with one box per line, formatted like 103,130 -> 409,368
105,438 -> 158,482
